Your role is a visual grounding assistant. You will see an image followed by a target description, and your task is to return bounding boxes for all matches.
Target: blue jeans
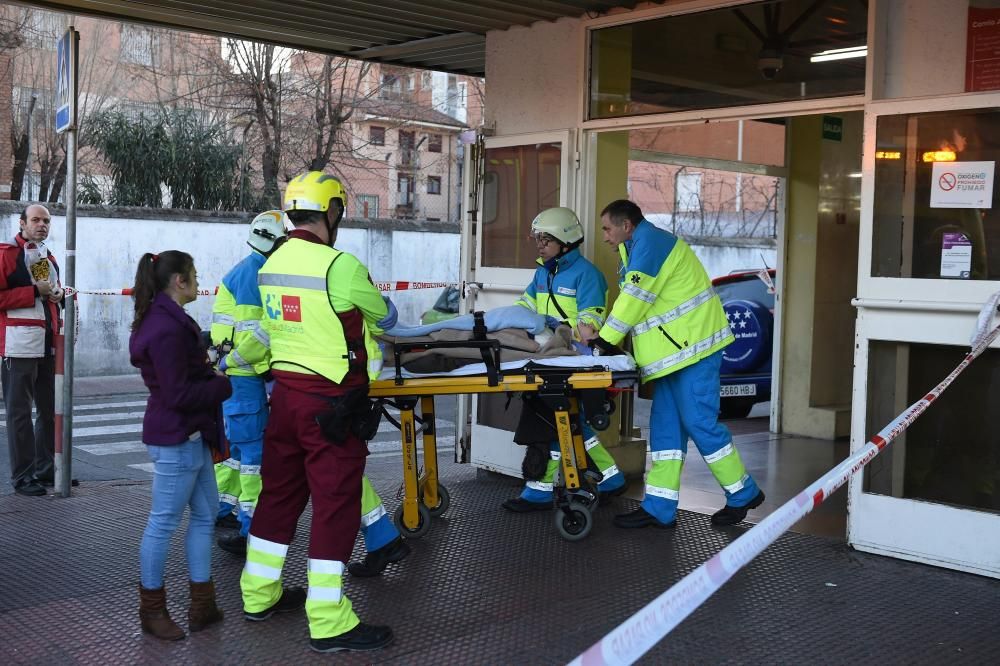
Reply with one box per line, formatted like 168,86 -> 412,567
140,437 -> 217,589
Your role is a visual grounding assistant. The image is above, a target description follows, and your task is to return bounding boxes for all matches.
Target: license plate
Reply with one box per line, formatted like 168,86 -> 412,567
720,383 -> 756,397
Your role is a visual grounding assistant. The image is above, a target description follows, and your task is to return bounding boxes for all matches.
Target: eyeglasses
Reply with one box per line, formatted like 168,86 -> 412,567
530,233 -> 557,247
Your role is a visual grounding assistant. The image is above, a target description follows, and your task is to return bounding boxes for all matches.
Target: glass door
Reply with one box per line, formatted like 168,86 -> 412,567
462,131 -> 573,475
850,95 -> 1000,578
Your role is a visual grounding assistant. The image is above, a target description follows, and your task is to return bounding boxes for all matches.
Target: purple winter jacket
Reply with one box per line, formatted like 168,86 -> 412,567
129,291 -> 232,446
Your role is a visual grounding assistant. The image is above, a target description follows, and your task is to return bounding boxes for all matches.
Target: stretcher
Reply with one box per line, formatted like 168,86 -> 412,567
368,336 -> 638,541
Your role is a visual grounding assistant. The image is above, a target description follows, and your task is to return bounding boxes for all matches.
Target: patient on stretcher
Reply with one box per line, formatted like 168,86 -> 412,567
378,305 -> 592,374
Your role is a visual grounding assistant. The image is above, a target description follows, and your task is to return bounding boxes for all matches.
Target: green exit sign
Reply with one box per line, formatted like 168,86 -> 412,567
822,115 -> 843,141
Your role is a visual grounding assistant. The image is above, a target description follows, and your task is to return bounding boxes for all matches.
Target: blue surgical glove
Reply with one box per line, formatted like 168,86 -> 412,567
572,341 -> 593,356
218,354 -> 228,372
544,315 -> 562,330
377,296 -> 398,330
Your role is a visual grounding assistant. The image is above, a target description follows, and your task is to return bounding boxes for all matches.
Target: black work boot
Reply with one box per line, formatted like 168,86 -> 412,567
711,490 -> 766,526
217,533 -> 247,557
613,507 -> 676,529
348,537 -> 411,577
310,623 -> 394,653
501,497 -> 551,513
215,513 -> 240,530
244,586 -> 306,621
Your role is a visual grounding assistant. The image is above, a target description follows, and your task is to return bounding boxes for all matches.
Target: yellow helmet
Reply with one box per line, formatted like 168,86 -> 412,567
283,171 -> 347,213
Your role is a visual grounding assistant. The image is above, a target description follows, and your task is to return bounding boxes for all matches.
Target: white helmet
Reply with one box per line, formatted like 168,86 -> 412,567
530,207 -> 584,246
248,210 -> 287,255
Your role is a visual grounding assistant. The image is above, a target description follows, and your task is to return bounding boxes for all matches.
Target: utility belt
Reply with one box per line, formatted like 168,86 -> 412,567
314,387 -> 383,446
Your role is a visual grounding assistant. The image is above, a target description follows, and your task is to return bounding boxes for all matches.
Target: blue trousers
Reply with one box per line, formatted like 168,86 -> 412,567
140,437 -> 217,589
642,351 -> 760,523
519,414 -> 625,503
217,375 -> 268,537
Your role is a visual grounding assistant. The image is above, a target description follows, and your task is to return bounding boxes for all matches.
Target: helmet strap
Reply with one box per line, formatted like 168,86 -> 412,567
325,201 -> 344,247
561,239 -> 582,255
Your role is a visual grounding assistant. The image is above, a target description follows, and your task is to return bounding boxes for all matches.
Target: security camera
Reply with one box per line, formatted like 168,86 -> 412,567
758,49 -> 783,80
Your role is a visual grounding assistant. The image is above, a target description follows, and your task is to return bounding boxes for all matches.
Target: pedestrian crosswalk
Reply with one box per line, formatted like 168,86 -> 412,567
1,393 -> 458,478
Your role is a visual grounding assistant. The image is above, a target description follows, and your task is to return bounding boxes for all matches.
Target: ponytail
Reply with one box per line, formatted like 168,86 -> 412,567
131,250 -> 194,331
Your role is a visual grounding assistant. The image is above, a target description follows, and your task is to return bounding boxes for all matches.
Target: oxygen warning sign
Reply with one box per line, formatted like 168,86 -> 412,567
930,161 -> 994,209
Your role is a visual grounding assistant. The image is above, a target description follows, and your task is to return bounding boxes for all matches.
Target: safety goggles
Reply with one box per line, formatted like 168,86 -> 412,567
529,233 -> 558,247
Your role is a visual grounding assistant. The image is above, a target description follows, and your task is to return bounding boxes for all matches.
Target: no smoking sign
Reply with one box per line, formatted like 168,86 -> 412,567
930,161 -> 994,208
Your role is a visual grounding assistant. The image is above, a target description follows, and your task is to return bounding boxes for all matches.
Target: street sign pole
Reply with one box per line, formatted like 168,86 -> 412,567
55,27 -> 79,498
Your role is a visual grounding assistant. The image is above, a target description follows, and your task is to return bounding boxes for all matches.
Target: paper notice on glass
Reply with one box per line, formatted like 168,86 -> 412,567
941,232 -> 973,278
930,161 -> 994,208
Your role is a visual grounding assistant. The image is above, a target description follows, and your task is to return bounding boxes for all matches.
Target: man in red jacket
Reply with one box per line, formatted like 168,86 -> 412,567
0,205 -> 64,496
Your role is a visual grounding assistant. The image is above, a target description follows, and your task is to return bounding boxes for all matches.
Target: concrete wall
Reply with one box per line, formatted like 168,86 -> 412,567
485,18 -> 582,135
879,0 -> 969,99
0,205 -> 459,376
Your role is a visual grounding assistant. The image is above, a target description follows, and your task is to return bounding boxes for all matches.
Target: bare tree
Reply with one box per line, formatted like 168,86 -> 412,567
221,39 -> 289,206
289,54 -> 371,172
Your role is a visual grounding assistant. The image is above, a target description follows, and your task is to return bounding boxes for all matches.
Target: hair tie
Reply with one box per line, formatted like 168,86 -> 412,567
151,254 -> 159,263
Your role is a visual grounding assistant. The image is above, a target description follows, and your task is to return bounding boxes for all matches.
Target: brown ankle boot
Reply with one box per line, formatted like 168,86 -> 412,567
139,585 -> 186,641
188,579 -> 224,632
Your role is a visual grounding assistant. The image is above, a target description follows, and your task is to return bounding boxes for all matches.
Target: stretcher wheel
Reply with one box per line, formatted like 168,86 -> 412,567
554,500 -> 592,542
422,484 -> 450,518
589,412 -> 610,431
393,503 -> 432,539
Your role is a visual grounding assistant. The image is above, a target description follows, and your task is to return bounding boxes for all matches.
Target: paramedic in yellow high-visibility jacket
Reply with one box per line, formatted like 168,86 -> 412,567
501,207 -> 626,513
593,200 -> 765,529
211,210 -> 287,556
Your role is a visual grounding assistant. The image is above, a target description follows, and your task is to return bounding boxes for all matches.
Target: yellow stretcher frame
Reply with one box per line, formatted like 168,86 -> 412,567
368,367 -> 636,541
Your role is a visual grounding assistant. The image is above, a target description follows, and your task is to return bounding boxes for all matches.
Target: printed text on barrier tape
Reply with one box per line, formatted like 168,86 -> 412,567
63,282 -> 458,297
569,299 -> 1000,666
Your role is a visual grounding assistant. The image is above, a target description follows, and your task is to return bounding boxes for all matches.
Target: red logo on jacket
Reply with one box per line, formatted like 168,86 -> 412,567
281,295 -> 302,322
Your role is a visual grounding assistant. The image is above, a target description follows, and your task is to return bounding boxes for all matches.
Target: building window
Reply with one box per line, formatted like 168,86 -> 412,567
872,107 -> 1000,280
427,176 -> 442,195
421,71 -> 433,89
588,0 -> 867,119
357,194 -> 379,218
398,130 -> 415,150
121,24 -> 157,66
370,126 -> 385,146
380,72 -> 415,100
428,134 -> 443,153
397,175 -> 414,210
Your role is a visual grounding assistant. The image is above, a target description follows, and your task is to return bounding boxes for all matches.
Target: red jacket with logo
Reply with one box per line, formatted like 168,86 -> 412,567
0,234 -> 62,358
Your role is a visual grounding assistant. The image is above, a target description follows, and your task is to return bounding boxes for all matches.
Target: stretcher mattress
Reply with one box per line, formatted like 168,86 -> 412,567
377,354 -> 637,381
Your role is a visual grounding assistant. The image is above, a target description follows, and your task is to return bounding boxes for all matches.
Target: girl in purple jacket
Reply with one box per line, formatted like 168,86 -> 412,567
129,250 -> 232,641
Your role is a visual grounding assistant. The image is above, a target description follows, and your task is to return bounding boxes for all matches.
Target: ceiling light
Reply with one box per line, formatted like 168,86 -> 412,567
922,150 -> 956,162
810,46 -> 867,63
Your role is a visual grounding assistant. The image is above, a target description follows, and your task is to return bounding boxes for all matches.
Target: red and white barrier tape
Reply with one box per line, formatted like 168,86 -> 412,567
62,281 -> 458,297
570,296 -> 1000,666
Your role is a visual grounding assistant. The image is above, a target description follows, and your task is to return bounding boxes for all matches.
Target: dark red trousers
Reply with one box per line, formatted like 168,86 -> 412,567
249,382 -> 365,561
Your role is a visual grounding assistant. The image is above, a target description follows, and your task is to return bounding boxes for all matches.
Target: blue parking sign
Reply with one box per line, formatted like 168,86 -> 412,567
55,28 -> 78,133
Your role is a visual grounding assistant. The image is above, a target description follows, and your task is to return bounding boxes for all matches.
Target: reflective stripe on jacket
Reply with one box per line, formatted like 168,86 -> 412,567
211,252 -> 269,376
514,248 -> 608,332
598,220 -> 732,382
258,237 -> 385,384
